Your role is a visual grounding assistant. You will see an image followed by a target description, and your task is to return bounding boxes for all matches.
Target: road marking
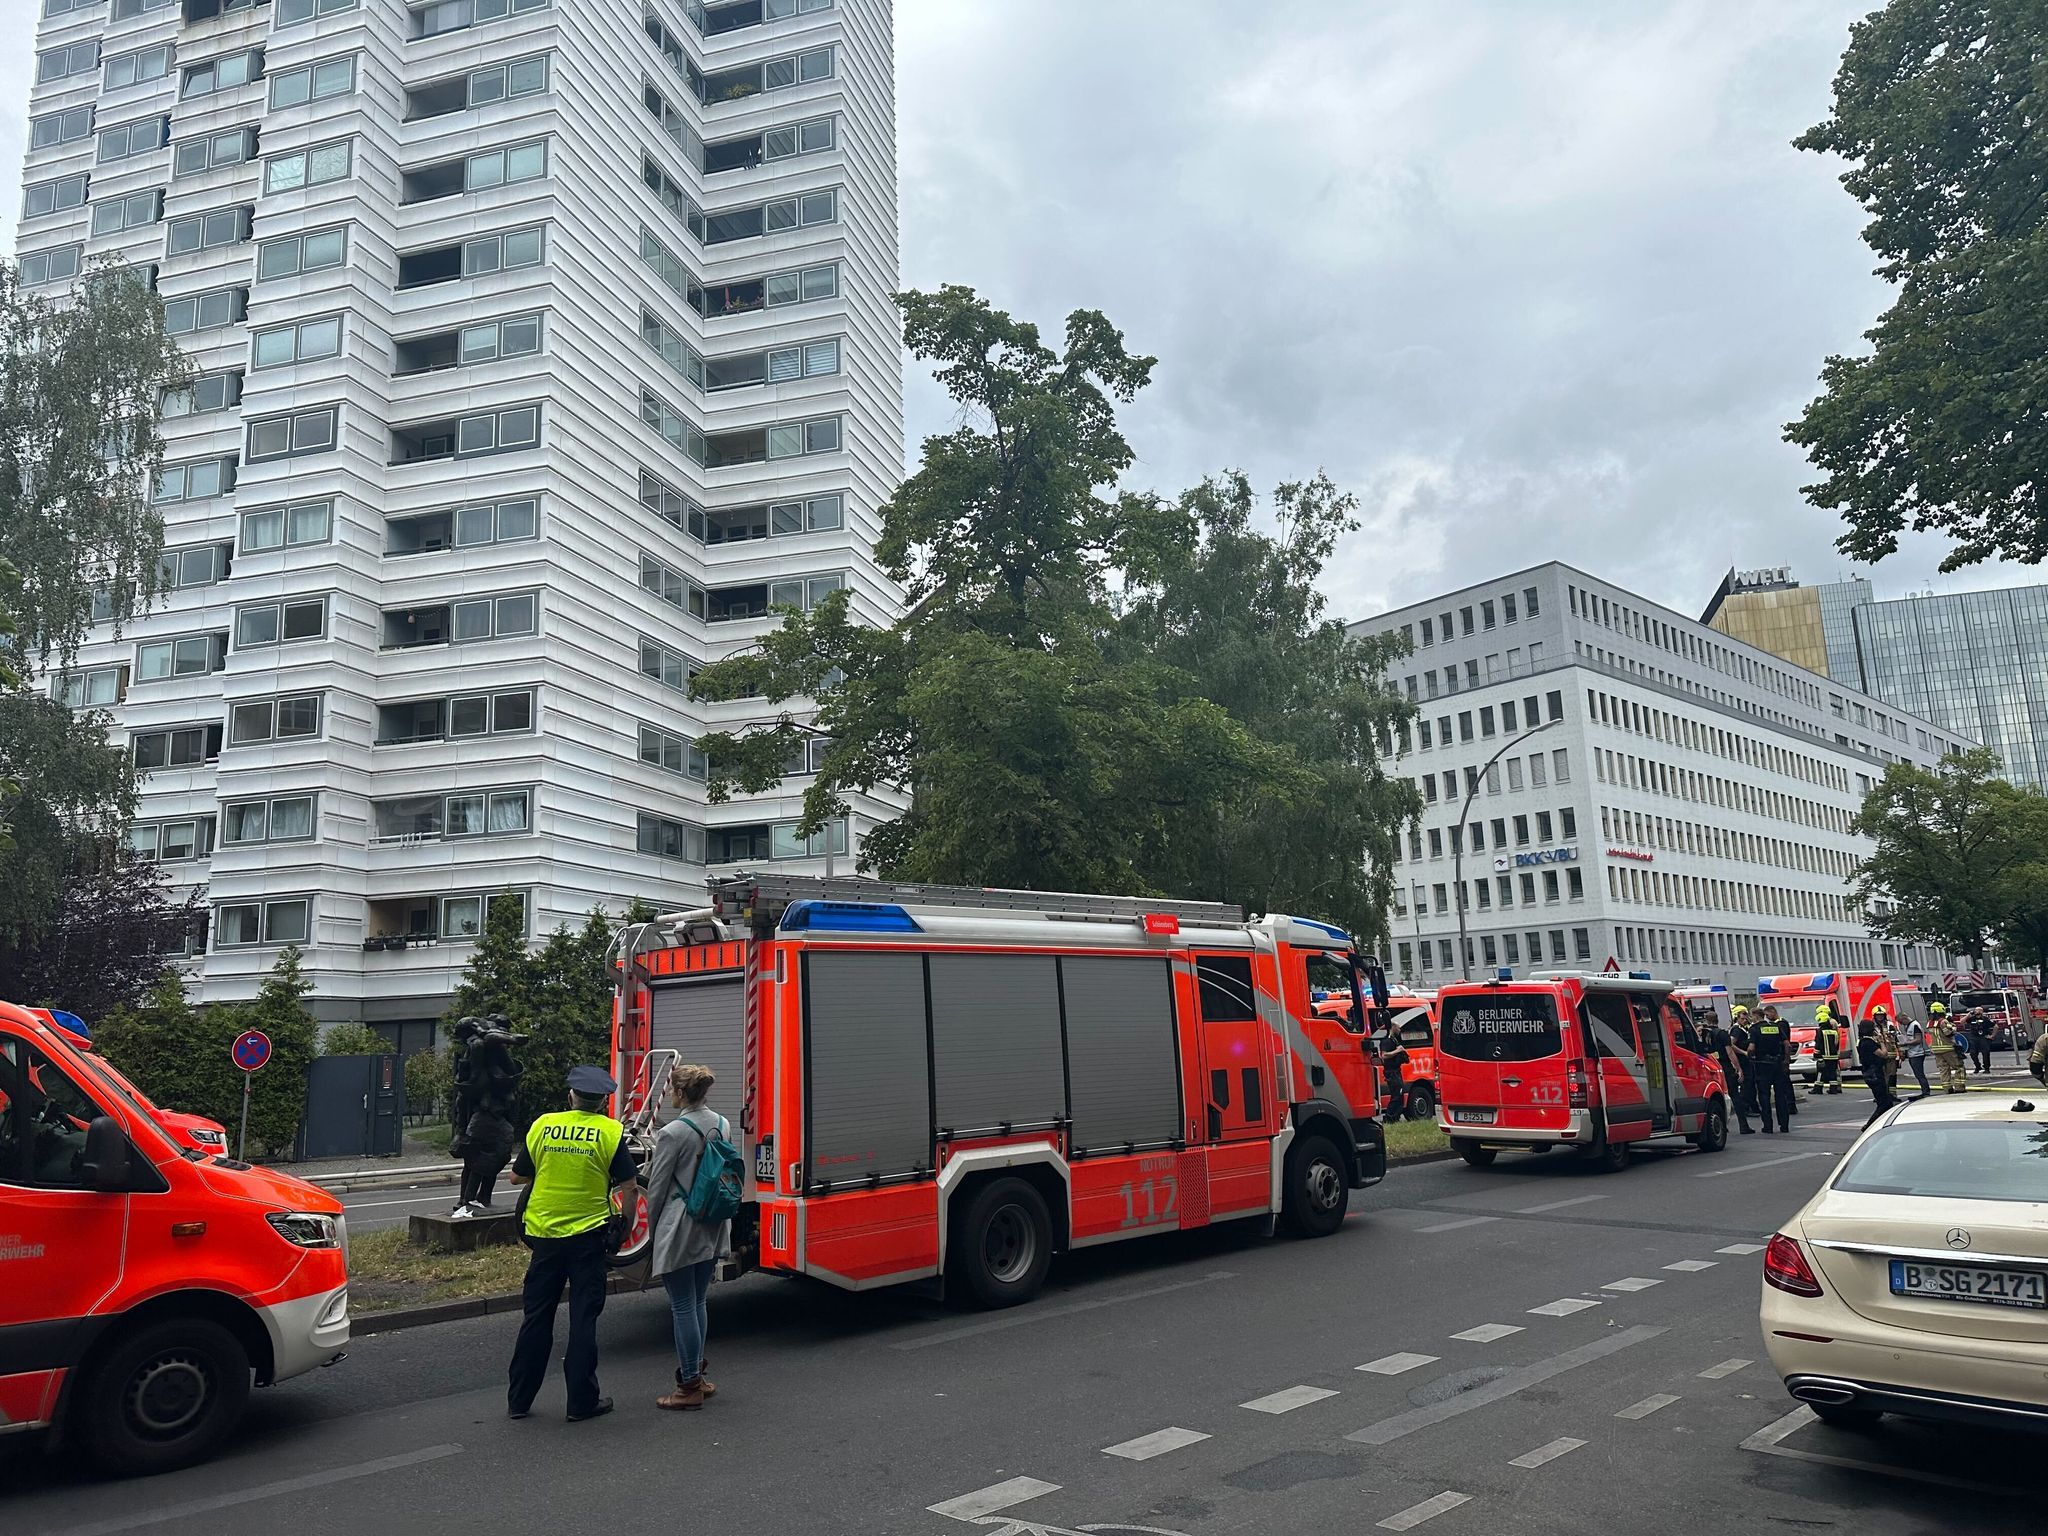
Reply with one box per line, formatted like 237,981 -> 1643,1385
1528,1297 -> 1602,1317
44,1445 -> 464,1536
1416,1215 -> 1500,1234
341,1193 -> 471,1212
1616,1393 -> 1679,1419
1516,1193 -> 1609,1214
894,1271 -> 1235,1350
1509,1436 -> 1586,1468
1347,1326 -> 1665,1446
1377,1492 -> 1471,1530
927,1477 -> 1062,1522
1358,1351 -> 1439,1376
1102,1427 -> 1210,1461
1602,1277 -> 1660,1292
1697,1150 -> 1831,1178
1241,1385 -> 1339,1414
1717,1242 -> 1766,1255
1450,1323 -> 1523,1343
1698,1358 -> 1752,1379
1740,1406 -> 2029,1493
1663,1259 -> 1716,1272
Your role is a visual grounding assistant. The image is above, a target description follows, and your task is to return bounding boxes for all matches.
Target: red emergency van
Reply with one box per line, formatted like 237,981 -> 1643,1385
1757,972 -> 1927,1082
0,1001 -> 350,1475
1435,972 -> 1731,1171
610,875 -> 1392,1307
1320,989 -> 1438,1120
29,1008 -> 230,1157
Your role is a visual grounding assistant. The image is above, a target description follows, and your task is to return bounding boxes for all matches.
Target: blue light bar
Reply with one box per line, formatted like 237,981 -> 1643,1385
780,900 -> 921,933
1290,916 -> 1352,944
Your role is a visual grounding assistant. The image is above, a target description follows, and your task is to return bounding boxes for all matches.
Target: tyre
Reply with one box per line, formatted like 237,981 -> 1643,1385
1283,1133 -> 1350,1236
1403,1083 -> 1437,1123
1810,1401 -> 1883,1430
78,1318 -> 251,1477
950,1176 -> 1052,1309
1453,1138 -> 1496,1168
1581,1135 -> 1631,1173
1690,1103 -> 1729,1154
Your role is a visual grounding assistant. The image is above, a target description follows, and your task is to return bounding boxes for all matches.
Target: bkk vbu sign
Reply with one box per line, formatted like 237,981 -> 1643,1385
1492,844 -> 1578,873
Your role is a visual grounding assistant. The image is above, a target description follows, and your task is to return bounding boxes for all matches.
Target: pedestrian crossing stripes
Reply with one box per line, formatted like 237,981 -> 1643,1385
1102,1426 -> 1210,1461
1717,1242 -> 1767,1255
1603,1277 -> 1660,1291
927,1477 -> 1060,1521
1378,1492 -> 1472,1530
1663,1259 -> 1716,1272
1358,1351 -> 1440,1375
1528,1297 -> 1602,1316
1616,1392 -> 1680,1419
1509,1436 -> 1586,1468
1240,1385 -> 1338,1414
1698,1358 -> 1752,1379
1450,1323 -> 1524,1343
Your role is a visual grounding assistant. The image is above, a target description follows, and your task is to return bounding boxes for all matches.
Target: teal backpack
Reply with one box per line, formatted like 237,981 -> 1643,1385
680,1114 -> 745,1224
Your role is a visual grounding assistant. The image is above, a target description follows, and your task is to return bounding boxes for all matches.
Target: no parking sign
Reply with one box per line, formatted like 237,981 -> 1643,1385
230,1030 -> 271,1159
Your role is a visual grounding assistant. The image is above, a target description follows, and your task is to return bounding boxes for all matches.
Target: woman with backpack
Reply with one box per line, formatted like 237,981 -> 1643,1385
644,1062 -> 737,1411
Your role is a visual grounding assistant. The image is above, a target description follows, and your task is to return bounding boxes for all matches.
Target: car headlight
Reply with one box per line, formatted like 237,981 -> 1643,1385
190,1129 -> 225,1146
267,1211 -> 343,1249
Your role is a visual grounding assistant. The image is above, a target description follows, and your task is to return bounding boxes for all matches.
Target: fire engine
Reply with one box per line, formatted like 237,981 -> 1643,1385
1318,988 -> 1439,1120
609,874 -> 1391,1307
1757,972 -> 1930,1082
28,1008 -> 230,1157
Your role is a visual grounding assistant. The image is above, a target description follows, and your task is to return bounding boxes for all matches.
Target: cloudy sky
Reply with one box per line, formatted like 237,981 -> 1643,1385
5,0 -> 2036,623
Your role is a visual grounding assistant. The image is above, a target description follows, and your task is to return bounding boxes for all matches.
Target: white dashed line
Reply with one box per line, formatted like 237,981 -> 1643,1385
1698,1358 -> 1752,1379
1517,1193 -> 1609,1214
1102,1427 -> 1210,1461
927,1478 -> 1061,1521
1697,1150 -> 1831,1178
1528,1297 -> 1602,1317
1663,1259 -> 1717,1272
1417,1215 -> 1501,1234
1241,1385 -> 1339,1414
1718,1242 -> 1767,1255
1378,1492 -> 1472,1530
1603,1277 -> 1660,1292
1616,1393 -> 1680,1419
1510,1436 -> 1586,1468
1450,1323 -> 1524,1343
1358,1351 -> 1440,1376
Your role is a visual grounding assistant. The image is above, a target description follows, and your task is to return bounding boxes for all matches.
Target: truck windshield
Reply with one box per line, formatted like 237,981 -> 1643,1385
1439,994 -> 1563,1062
1305,950 -> 1363,1033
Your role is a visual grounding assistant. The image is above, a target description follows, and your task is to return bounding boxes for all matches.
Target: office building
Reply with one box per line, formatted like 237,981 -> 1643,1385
19,0 -> 904,1032
1703,566 -> 2048,790
1352,563 -> 1972,992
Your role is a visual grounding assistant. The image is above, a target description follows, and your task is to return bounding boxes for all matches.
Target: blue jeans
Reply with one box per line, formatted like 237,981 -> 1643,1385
663,1259 -> 716,1382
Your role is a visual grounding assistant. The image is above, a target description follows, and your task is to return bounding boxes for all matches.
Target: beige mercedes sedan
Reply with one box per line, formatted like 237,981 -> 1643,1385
1761,1093 -> 2048,1430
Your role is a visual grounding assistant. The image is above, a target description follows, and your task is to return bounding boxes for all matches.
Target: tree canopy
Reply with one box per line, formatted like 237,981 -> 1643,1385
1788,1 -> 2048,570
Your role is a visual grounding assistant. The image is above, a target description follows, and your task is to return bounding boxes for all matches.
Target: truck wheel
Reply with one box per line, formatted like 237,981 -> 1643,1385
79,1318 -> 250,1477
1691,1103 -> 1729,1154
1403,1083 -> 1437,1122
1584,1136 -> 1631,1173
1453,1138 -> 1496,1168
951,1177 -> 1052,1309
1283,1133 -> 1349,1236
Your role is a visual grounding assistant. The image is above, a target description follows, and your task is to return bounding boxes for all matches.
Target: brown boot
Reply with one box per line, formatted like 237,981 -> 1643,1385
657,1379 -> 704,1411
674,1364 -> 716,1399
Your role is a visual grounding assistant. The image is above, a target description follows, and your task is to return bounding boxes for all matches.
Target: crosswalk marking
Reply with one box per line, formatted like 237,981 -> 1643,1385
927,1477 -> 1061,1521
1717,1242 -> 1766,1255
1603,1277 -> 1660,1292
1358,1351 -> 1440,1375
1241,1385 -> 1339,1414
1102,1426 -> 1210,1461
1417,1215 -> 1501,1233
1510,1436 -> 1586,1468
1528,1297 -> 1602,1317
1450,1323 -> 1524,1343
1698,1358 -> 1752,1379
1616,1392 -> 1680,1419
1663,1259 -> 1717,1272
1378,1491 -> 1472,1530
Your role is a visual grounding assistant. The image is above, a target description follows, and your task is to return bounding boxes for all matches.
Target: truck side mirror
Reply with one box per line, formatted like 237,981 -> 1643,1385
82,1116 -> 134,1192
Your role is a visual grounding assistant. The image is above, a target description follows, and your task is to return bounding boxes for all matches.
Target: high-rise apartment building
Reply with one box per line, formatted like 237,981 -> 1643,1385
1353,564 -> 1972,993
19,0 -> 904,1033
1703,567 -> 2048,789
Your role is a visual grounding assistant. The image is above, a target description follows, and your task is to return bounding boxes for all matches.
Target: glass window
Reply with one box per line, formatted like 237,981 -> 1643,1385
1196,954 -> 1257,1023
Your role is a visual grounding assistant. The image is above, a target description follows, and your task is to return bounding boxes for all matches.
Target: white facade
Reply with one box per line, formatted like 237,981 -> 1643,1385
20,0 -> 904,1024
1350,563 -> 1971,994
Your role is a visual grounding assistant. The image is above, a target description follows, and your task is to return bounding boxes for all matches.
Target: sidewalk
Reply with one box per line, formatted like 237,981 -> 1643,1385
262,1126 -> 458,1184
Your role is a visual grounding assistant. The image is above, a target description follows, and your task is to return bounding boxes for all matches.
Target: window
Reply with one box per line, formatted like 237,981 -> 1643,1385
161,371 -> 243,418
128,816 -> 216,864
90,190 -> 162,237
165,205 -> 251,256
183,50 -> 263,100
411,0 -> 549,37
379,592 -> 537,648
640,554 -> 705,618
1545,690 -> 1564,722
408,54 -> 548,118
235,597 -> 328,647
373,789 -> 531,843
173,128 -> 257,179
1567,869 -> 1585,900
642,155 -> 702,231
640,724 -> 709,781
163,286 -> 247,335
701,261 -> 840,318
264,141 -> 352,195
246,406 -> 339,462
134,632 -> 227,682
215,898 -> 311,949
20,245 -> 84,287
701,115 -> 837,174
276,0 -> 355,23
1552,748 -> 1570,784
391,405 -> 541,464
638,814 -> 707,863
403,140 -> 548,203
228,693 -> 323,745
695,185 -> 838,244
131,722 -> 222,769
705,336 -> 842,391
240,499 -> 332,553
104,44 -> 174,92
54,665 -> 129,709
387,496 -> 539,555
23,173 -> 89,221
222,795 -> 317,846
638,637 -> 699,692
689,492 -> 845,544
394,312 -> 543,374
0,1041 -> 107,1189
269,55 -> 356,110
155,542 -> 234,589
256,227 -> 347,281
153,457 -> 237,504
38,43 -> 100,84
434,890 -> 525,942
184,0 -> 265,18
1525,587 -> 1541,617
710,819 -> 846,863
377,688 -> 534,744
1196,953 -> 1257,1023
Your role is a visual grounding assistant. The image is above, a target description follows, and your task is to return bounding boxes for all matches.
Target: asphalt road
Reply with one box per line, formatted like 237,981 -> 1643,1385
10,1078 -> 2047,1536
333,1177 -> 466,1234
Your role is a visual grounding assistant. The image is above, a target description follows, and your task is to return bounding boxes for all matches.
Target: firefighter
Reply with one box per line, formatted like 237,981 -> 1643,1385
507,1065 -> 638,1423
2029,1030 -> 2047,1088
1929,1006 -> 1967,1093
1749,1005 -> 1795,1133
1808,1004 -> 1844,1096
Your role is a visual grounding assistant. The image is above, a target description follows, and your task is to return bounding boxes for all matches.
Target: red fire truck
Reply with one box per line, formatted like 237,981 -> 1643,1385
1757,972 -> 1930,1082
609,874 -> 1391,1307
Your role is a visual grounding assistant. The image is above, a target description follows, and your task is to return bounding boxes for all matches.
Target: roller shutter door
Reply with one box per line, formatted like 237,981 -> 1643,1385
804,950 -> 932,1185
1062,955 -> 1182,1154
649,977 -> 748,1161
928,953 -> 1065,1136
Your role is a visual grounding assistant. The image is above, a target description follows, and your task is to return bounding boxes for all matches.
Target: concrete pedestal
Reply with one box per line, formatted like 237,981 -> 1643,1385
408,1207 -> 521,1252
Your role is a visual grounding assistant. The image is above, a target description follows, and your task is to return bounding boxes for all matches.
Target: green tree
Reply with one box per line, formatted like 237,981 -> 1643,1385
1851,748 -> 2046,965
1,258 -> 188,668
0,686 -> 142,955
1788,1 -> 2048,569
320,1021 -> 394,1056
0,852 -> 204,1022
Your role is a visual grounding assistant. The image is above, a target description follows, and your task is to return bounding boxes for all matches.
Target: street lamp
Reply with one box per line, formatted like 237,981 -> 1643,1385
1453,716 -> 1561,980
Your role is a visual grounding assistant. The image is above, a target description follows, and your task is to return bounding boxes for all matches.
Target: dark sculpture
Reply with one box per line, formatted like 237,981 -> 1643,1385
448,1015 -> 526,1217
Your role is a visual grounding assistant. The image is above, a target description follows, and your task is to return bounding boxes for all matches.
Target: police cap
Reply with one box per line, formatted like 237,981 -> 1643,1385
566,1065 -> 617,1096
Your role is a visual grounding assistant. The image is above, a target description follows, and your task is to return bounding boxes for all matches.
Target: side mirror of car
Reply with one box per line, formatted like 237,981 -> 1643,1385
82,1116 -> 134,1192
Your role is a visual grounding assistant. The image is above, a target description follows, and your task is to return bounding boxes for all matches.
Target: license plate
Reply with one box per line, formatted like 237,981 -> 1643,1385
1889,1260 -> 2048,1309
1451,1108 -> 1496,1125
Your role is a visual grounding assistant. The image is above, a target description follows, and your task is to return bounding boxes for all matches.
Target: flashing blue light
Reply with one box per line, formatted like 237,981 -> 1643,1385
1812,972 -> 1837,991
1757,978 -> 1778,995
1628,970 -> 1655,981
1495,967 -> 1513,982
1290,916 -> 1352,944
780,900 -> 921,934
48,1008 -> 89,1038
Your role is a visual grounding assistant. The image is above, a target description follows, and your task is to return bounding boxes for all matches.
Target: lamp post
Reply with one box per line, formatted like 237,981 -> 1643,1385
1453,717 -> 1560,981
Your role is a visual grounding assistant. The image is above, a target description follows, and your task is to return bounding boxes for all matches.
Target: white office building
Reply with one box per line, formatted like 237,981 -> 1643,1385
19,0 -> 904,1035
1350,563 -> 1972,994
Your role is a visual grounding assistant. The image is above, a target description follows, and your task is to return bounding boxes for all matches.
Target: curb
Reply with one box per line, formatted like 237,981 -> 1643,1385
1388,1149 -> 1457,1167
356,1274 -> 649,1334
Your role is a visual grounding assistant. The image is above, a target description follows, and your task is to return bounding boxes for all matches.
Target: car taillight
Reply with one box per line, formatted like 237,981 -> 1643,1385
1566,1065 -> 1589,1108
1764,1234 -> 1823,1297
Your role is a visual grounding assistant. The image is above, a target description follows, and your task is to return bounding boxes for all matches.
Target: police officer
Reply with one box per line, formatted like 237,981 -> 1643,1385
1808,1004 -> 1844,1096
507,1065 -> 638,1423
1702,1013 -> 1753,1134
1749,1005 -> 1795,1133
1728,1006 -> 1759,1129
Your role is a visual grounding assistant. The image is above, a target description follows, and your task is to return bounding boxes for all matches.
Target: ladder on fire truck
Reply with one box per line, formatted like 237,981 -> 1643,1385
705,871 -> 1247,932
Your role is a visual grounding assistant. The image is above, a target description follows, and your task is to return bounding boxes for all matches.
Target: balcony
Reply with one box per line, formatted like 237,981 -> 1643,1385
364,897 -> 440,951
